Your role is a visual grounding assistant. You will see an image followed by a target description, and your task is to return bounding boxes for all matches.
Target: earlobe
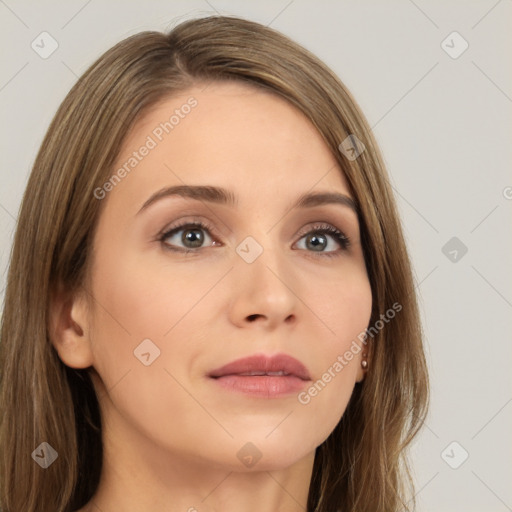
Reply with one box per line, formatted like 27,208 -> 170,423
49,284 -> 94,369
355,350 -> 369,383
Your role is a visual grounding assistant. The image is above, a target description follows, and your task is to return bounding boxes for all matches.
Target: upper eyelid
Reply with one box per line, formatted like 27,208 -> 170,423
160,220 -> 349,246
296,222 -> 345,236
162,222 -> 213,238
161,219 -> 345,234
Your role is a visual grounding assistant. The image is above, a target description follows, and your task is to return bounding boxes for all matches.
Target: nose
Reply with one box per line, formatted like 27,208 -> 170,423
227,242 -> 298,330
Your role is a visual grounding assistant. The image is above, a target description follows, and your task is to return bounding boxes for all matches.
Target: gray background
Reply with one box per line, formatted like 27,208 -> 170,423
1,1 -> 511,510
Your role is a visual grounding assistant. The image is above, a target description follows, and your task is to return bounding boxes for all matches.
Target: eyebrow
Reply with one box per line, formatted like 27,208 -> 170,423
137,185 -> 357,215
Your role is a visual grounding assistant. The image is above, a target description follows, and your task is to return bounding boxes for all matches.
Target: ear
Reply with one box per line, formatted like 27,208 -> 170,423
49,283 -> 94,369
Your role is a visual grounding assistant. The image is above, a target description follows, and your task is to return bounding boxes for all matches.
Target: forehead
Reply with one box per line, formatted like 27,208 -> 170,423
107,80 -> 351,212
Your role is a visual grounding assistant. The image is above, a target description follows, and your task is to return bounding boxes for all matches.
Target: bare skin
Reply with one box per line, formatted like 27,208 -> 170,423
51,81 -> 372,512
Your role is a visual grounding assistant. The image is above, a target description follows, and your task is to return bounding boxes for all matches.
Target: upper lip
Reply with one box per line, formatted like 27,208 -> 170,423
208,353 -> 311,381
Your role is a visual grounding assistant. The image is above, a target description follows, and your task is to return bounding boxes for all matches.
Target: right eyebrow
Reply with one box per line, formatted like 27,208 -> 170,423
137,185 -> 237,214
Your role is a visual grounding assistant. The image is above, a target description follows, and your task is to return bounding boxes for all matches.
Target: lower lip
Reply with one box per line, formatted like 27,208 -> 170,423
210,375 -> 309,398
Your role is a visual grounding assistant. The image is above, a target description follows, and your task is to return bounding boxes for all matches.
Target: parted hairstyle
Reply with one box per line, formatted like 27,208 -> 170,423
0,14 -> 429,512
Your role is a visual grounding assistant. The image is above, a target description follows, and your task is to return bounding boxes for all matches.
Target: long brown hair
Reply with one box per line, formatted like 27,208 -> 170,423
0,15 -> 428,512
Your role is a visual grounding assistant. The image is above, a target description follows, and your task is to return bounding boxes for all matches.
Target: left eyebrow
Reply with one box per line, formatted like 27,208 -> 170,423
136,185 -> 357,215
292,191 -> 357,214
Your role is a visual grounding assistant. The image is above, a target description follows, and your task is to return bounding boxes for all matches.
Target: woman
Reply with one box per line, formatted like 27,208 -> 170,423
0,15 -> 428,512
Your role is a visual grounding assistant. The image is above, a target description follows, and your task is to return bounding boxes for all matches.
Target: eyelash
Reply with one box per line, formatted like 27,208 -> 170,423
158,220 -> 351,258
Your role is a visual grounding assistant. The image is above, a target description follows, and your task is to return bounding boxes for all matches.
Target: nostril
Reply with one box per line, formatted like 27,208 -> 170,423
247,314 -> 263,322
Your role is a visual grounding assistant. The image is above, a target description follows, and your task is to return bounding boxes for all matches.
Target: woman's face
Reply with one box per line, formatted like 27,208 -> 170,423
83,81 -> 372,471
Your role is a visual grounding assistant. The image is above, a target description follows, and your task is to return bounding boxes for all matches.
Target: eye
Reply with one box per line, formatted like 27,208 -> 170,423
294,223 -> 350,257
159,221 -> 219,253
158,220 -> 350,257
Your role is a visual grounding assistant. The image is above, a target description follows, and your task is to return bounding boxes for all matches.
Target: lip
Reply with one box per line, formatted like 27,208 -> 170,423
208,353 -> 311,398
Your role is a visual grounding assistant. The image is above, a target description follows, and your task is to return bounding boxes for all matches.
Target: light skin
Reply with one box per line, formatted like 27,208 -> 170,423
50,81 -> 372,512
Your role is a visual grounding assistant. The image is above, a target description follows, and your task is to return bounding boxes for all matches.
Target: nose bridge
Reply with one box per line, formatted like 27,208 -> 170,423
235,231 -> 289,285
229,232 -> 298,327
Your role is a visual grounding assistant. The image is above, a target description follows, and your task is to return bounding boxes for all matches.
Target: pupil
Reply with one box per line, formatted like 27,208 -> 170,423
307,233 -> 326,251
183,228 -> 204,248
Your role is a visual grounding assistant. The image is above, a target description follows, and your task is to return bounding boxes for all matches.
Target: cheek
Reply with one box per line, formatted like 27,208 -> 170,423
296,266 -> 372,427
86,249 -> 228,393
315,261 -> 373,344
89,248 -> 221,341
85,258 -> 210,439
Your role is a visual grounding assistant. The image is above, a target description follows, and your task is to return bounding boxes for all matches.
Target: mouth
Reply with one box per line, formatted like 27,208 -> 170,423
208,353 -> 311,398
231,370 -> 294,376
